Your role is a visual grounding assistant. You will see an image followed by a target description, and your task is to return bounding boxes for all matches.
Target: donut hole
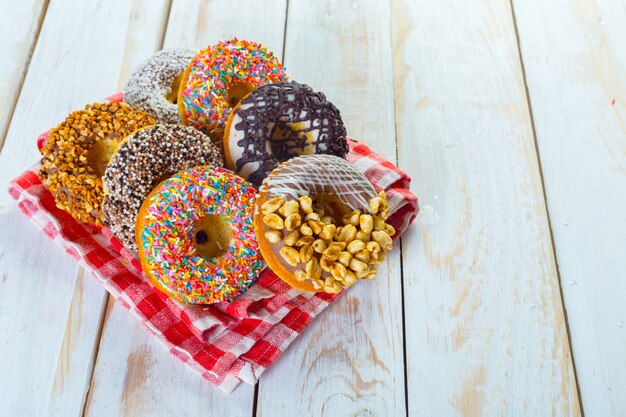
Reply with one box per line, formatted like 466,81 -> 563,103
193,214 -> 232,259
86,137 -> 120,177
226,82 -> 256,108
269,121 -> 317,159
166,73 -> 184,104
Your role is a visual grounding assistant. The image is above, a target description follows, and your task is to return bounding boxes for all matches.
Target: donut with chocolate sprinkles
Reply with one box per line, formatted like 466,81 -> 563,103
224,81 -> 348,187
39,102 -> 155,226
124,49 -> 195,123
103,124 -> 223,250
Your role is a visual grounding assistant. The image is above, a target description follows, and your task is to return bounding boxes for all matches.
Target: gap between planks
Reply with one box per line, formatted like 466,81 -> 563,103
507,1 -> 586,415
0,0 -> 50,155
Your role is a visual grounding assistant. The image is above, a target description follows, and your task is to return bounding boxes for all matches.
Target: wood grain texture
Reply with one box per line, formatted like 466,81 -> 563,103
83,299 -> 255,417
256,1 -> 406,416
0,0 -> 47,150
512,0 -> 626,415
84,1 -> 287,416
163,0 -> 287,54
390,0 -> 581,415
0,0 -> 168,415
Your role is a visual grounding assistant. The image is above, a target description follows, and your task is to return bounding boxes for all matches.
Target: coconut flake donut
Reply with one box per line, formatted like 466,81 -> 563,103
102,124 -> 223,250
124,49 -> 195,123
39,102 -> 155,225
224,81 -> 349,187
254,154 -> 395,293
178,38 -> 288,139
136,166 -> 264,304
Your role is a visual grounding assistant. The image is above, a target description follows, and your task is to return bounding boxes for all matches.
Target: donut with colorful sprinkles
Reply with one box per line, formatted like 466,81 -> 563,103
135,165 -> 264,304
103,124 -> 223,251
177,38 -> 288,139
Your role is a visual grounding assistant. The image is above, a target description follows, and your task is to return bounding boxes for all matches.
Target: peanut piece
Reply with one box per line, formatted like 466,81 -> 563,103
347,240 -> 366,254
305,212 -> 320,222
338,251 -> 352,267
308,220 -> 323,235
366,241 -> 381,254
331,262 -> 347,281
321,216 -> 334,225
363,268 -> 378,280
298,195 -> 313,213
261,196 -> 284,215
323,277 -> 342,294
337,224 -> 357,243
294,269 -> 307,282
320,256 -> 334,272
306,258 -> 322,280
319,224 -> 336,240
284,213 -> 302,231
300,223 -> 313,236
312,239 -> 328,253
354,248 -> 370,264
323,245 -> 342,261
295,235 -> 315,247
264,230 -> 282,244
279,200 -> 300,217
349,258 -> 368,273
344,270 -> 358,286
356,230 -> 371,242
372,230 -> 393,250
342,210 -> 361,226
263,213 -> 284,230
284,230 -> 300,246
299,244 -> 314,263
373,216 -> 386,231
385,224 -> 396,236
369,197 -> 383,214
280,246 -> 300,266
359,214 -> 374,234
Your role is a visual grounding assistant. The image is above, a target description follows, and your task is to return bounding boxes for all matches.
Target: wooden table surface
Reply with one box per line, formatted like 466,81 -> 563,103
1,0 -> 624,416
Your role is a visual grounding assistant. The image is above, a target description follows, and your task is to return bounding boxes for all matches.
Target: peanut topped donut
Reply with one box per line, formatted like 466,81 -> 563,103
39,102 -> 155,225
102,124 -> 223,250
178,38 -> 287,139
254,154 -> 395,294
124,49 -> 195,124
136,166 -> 264,304
224,81 -> 349,187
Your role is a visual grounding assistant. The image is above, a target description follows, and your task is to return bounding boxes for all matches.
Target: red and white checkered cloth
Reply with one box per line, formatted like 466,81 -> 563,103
9,93 -> 418,393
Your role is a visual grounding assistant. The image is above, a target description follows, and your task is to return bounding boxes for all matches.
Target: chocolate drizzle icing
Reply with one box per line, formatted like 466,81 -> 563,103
232,81 -> 348,186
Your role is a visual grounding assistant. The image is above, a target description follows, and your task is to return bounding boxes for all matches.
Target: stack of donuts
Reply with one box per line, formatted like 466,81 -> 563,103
38,38 -> 396,305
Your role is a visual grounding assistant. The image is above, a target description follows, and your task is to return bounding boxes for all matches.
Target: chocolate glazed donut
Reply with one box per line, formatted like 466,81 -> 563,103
224,81 -> 349,187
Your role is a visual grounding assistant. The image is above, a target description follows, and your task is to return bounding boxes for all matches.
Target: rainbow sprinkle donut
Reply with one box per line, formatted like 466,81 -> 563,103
136,165 -> 264,304
178,38 -> 288,139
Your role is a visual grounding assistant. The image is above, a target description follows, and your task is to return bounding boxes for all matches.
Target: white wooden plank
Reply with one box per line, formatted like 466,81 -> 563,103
257,1 -> 406,415
0,0 -> 168,415
41,2 -> 171,415
390,0 -> 582,415
83,299 -> 255,417
0,0 -> 47,150
163,0 -> 286,54
85,1 -> 287,415
512,0 -> 626,415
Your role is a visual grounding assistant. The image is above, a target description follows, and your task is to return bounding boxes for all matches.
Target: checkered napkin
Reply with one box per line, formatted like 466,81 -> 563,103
9,97 -> 418,393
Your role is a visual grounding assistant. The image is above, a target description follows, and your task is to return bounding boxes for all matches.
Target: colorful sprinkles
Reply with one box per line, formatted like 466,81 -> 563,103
138,166 -> 264,304
179,38 -> 288,136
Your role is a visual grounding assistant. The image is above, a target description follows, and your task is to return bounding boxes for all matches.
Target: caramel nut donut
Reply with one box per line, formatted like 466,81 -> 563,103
39,102 -> 155,225
254,154 -> 394,293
